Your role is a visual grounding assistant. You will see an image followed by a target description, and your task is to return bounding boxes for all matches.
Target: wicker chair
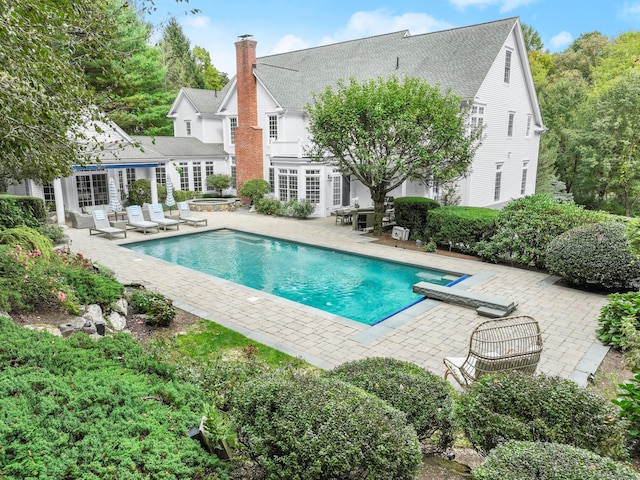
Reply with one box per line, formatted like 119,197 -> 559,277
443,315 -> 543,388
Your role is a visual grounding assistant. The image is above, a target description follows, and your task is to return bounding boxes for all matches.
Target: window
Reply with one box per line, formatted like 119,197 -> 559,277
507,112 -> 515,137
156,165 -> 166,186
525,115 -> 532,137
278,168 -> 298,201
230,158 -> 236,188
179,162 -> 189,190
126,168 -> 136,187
494,164 -> 503,202
193,161 -> 202,192
332,174 -> 341,207
268,114 -> 278,141
42,182 -> 55,203
521,168 -> 528,195
471,105 -> 485,129
205,161 -> 214,178
230,117 -> 237,145
432,180 -> 440,202
76,173 -> 108,208
185,120 -> 192,136
305,169 -> 320,204
268,167 -> 275,192
504,50 -> 512,83
118,171 -> 125,192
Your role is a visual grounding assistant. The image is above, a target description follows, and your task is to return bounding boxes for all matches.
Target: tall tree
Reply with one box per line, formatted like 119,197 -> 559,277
0,0 -> 121,185
551,32 -> 609,84
193,45 -> 228,91
521,23 -> 544,53
159,17 -> 203,91
306,76 -> 480,235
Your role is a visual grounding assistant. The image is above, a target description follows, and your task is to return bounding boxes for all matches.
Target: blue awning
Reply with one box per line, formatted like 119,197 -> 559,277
73,163 -> 159,171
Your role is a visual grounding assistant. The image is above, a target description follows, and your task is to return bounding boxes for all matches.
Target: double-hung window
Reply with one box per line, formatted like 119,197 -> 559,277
229,117 -> 238,145
504,50 -> 512,83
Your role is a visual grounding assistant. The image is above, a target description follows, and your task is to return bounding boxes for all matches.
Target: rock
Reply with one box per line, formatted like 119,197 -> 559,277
108,311 -> 127,331
83,304 -> 104,324
24,324 -> 63,337
114,297 -> 128,315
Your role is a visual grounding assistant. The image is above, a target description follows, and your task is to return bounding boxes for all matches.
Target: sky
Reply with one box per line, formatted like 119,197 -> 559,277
145,0 -> 640,77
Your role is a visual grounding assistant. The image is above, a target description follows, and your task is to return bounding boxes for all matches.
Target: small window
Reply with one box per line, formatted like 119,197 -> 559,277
521,168 -> 528,195
507,113 -> 515,137
185,120 -> 192,136
471,105 -> 485,129
494,164 -> 503,202
268,114 -> 278,141
525,115 -> 532,137
504,50 -> 512,84
230,117 -> 237,145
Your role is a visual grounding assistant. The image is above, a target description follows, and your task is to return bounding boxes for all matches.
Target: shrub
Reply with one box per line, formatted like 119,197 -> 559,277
455,372 -> 626,458
0,226 -> 54,261
473,441 -> 639,480
476,194 -> 606,268
238,178 -> 270,203
425,206 -> 498,254
230,372 -> 422,480
0,317 -> 227,479
60,268 -> 124,306
283,198 -> 315,218
129,289 -> 177,327
327,357 -> 455,451
255,197 -> 282,215
615,372 -> 640,453
545,222 -> 640,290
393,197 -> 440,240
597,292 -> 640,348
127,178 -> 152,206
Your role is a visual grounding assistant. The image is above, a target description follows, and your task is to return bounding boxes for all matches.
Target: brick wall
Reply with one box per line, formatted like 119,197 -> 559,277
234,36 -> 264,191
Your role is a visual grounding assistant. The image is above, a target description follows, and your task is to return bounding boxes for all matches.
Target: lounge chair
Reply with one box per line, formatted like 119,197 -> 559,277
147,203 -> 180,231
443,315 -> 543,388
177,201 -> 208,227
89,209 -> 127,240
126,205 -> 160,234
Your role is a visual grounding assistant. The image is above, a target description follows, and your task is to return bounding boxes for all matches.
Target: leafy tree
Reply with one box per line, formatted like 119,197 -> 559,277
593,31 -> 640,90
306,76 -> 480,235
551,31 -> 609,84
238,178 -> 270,203
159,17 -> 204,91
193,45 -> 228,91
521,23 -> 544,53
206,173 -> 232,196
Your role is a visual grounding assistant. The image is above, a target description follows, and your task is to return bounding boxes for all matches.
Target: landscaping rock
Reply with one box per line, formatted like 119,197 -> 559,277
108,311 -> 127,331
83,304 -> 103,324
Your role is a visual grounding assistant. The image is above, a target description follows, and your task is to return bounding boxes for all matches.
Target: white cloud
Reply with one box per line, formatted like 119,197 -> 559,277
449,0 -> 538,13
182,15 -> 210,29
320,9 -> 453,45
549,31 -> 573,51
271,34 -> 310,55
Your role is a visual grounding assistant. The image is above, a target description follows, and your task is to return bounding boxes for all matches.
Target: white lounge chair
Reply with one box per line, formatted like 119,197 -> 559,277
177,201 -> 207,227
126,205 -> 159,234
147,203 -> 180,231
89,209 -> 127,240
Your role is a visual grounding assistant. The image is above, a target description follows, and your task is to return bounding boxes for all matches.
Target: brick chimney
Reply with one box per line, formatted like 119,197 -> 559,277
234,35 -> 264,192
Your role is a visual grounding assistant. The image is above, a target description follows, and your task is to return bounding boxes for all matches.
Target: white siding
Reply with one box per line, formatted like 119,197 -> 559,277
171,96 -> 199,138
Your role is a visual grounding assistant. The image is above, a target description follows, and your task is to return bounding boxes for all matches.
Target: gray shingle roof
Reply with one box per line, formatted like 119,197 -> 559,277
255,17 -> 518,110
181,87 -> 228,114
132,135 -> 227,157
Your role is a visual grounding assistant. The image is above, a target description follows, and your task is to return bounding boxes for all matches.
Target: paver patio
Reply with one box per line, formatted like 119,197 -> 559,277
63,208 -> 610,386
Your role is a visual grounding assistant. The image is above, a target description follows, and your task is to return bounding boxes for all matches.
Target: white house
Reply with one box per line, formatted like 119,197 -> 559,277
166,16 -> 544,216
11,17 -> 543,222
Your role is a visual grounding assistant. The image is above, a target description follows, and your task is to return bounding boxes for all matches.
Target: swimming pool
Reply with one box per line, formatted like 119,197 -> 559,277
125,230 -> 463,325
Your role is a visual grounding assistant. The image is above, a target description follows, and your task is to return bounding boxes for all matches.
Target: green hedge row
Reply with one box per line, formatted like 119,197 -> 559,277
393,196 -> 440,239
424,206 -> 498,254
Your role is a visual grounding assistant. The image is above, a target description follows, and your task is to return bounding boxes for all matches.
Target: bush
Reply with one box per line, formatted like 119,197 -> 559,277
327,357 -> 455,451
476,194 -> 605,268
255,197 -> 282,215
206,174 -> 233,196
455,372 -> 626,458
283,198 -> 315,218
615,372 -> 640,453
127,178 -> 152,206
597,292 -> 640,348
393,197 -> 440,240
473,441 -> 639,480
129,289 -> 177,327
425,206 -> 498,254
238,178 -> 270,203
230,372 -> 422,480
546,222 -> 640,290
60,268 -> 124,306
0,226 -> 54,261
0,317 -> 227,479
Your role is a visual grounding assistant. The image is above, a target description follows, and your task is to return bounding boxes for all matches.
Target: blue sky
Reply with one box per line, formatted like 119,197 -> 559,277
146,0 -> 640,76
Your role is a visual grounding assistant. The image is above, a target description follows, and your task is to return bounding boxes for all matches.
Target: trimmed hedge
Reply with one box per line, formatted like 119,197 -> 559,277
455,372 -> 627,458
425,206 -> 498,254
230,372 -> 422,480
393,196 -> 440,240
545,222 -> 640,290
327,357 -> 455,451
473,441 -> 640,480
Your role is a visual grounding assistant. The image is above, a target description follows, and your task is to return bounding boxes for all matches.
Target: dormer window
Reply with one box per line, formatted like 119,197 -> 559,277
185,120 -> 192,136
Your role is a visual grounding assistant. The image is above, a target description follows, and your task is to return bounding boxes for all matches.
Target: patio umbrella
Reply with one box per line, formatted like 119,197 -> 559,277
165,174 -> 176,213
108,177 -> 122,213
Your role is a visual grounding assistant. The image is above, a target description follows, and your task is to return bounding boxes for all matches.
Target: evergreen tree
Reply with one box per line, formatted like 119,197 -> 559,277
159,17 -> 204,91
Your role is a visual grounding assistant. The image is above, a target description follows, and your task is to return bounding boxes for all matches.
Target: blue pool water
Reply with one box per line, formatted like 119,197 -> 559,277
125,230 -> 462,325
